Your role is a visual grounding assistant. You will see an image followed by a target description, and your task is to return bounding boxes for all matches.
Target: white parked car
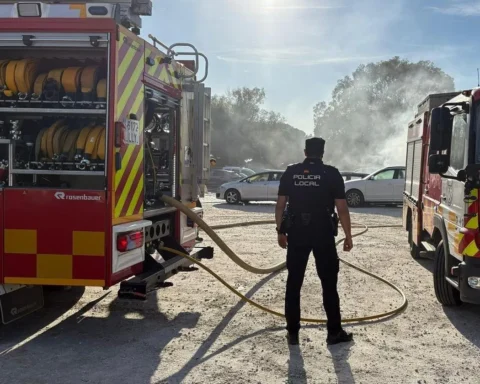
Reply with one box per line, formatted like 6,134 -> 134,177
222,166 -> 256,176
216,170 -> 284,204
344,166 -> 406,207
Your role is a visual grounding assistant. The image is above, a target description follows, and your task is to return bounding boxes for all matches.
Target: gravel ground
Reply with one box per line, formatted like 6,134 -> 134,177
1,194 -> 480,384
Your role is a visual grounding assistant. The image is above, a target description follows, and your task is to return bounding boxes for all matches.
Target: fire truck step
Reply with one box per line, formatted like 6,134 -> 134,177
420,241 -> 436,259
117,246 -> 214,300
0,285 -> 44,324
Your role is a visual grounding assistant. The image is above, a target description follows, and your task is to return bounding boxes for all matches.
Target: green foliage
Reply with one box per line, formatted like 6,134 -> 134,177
211,87 -> 306,169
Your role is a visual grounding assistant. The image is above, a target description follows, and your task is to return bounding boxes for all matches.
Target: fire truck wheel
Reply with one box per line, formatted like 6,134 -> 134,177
433,241 -> 462,306
225,189 -> 241,205
346,189 -> 364,208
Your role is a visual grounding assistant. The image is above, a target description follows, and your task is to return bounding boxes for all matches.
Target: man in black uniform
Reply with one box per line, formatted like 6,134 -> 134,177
275,137 -> 353,346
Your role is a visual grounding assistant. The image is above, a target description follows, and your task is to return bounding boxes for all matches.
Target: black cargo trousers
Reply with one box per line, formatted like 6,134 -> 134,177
285,235 -> 341,335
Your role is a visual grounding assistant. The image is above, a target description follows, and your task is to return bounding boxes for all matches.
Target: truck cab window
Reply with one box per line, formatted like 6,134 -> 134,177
450,113 -> 467,172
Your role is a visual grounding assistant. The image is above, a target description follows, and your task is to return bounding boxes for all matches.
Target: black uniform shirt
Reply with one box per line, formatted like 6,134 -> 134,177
278,158 -> 346,242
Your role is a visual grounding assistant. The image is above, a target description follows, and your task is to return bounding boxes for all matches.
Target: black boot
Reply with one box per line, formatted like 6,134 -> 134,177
326,330 -> 353,345
287,332 -> 299,345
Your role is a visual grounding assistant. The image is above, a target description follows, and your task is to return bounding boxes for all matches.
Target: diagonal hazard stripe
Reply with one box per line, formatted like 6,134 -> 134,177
115,151 -> 143,217
123,160 -> 144,217
133,186 -> 144,215
115,106 -> 144,191
118,48 -> 144,96
115,145 -> 135,187
118,37 -> 143,80
117,62 -> 144,117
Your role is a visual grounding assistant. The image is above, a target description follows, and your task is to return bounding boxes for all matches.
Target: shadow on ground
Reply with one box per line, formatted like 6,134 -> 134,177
350,205 -> 402,218
0,286 -> 85,351
444,304 -> 480,349
412,258 -> 480,349
0,287 -> 200,384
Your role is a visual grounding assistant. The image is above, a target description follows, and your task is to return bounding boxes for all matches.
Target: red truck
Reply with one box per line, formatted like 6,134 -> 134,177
404,89 -> 480,306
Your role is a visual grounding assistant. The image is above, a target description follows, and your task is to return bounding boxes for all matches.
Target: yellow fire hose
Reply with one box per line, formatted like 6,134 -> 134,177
158,194 -> 408,324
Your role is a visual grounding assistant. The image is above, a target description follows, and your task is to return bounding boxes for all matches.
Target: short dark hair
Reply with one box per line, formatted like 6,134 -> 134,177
305,137 -> 325,157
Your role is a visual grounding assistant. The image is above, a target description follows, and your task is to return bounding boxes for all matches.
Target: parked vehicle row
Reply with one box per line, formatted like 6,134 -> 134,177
215,165 -> 406,206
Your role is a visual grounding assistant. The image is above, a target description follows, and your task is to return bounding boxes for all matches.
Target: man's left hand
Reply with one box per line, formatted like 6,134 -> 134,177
278,233 -> 288,249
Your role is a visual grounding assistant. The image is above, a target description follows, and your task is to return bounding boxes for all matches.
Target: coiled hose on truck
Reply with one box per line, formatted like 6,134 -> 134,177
158,194 -> 408,324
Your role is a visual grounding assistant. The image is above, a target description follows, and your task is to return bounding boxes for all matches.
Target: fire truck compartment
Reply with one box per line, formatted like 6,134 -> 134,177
0,32 -> 111,190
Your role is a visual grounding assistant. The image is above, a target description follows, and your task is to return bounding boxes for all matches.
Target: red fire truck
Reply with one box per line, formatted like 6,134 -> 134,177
404,89 -> 480,306
0,1 -> 213,324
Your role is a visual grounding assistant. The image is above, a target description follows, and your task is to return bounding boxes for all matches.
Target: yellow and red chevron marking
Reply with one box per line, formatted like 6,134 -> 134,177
144,42 -> 182,91
114,27 -> 145,220
458,189 -> 480,257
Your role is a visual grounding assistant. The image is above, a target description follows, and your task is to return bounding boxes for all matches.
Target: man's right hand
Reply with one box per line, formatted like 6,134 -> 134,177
278,234 -> 288,249
343,236 -> 353,252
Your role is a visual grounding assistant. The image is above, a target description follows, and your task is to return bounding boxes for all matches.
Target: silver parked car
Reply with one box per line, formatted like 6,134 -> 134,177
216,170 -> 284,204
344,166 -> 406,207
207,169 -> 243,191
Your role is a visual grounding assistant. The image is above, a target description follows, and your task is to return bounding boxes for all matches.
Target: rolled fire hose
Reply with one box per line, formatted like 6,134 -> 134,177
0,59 -> 9,89
80,66 -> 100,101
32,73 -> 48,99
96,78 -> 107,101
83,125 -> 105,159
61,128 -> 81,161
93,127 -> 106,161
52,125 -> 70,160
158,194 -> 408,324
43,68 -> 65,101
74,123 -> 96,160
35,127 -> 48,160
4,60 -> 19,97
41,120 -> 65,160
62,67 -> 83,95
14,58 -> 39,97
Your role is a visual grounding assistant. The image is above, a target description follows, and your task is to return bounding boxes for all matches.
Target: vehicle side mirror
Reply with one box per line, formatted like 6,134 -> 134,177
428,106 -> 453,174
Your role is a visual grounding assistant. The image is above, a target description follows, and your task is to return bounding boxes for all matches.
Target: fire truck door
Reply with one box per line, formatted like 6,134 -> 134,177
442,113 -> 468,260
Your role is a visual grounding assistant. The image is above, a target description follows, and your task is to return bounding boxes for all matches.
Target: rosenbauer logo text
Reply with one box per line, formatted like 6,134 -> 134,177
54,192 -> 101,201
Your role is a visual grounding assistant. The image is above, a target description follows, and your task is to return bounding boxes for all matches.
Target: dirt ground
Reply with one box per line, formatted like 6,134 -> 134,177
1,194 -> 480,384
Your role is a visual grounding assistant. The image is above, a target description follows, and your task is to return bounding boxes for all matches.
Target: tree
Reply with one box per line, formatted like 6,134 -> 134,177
313,57 -> 455,171
211,87 -> 305,169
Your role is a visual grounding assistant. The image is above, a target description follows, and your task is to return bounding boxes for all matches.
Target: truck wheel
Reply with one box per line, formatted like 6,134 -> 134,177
433,241 -> 461,306
225,189 -> 240,204
408,225 -> 420,259
346,189 -> 364,208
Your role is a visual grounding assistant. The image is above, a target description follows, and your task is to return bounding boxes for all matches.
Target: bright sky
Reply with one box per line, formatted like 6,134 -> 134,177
142,0 -> 478,135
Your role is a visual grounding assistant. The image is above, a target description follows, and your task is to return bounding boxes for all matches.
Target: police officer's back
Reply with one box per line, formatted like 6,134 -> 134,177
275,137 -> 353,346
